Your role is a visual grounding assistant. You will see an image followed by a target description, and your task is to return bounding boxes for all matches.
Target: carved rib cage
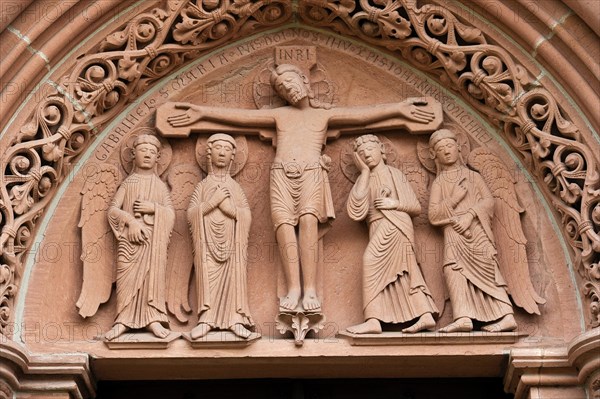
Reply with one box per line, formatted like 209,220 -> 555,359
0,0 -> 599,336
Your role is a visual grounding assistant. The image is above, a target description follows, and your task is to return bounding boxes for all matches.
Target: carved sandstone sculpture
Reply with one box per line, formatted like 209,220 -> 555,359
4,2 -> 599,341
187,134 -> 255,340
156,64 -> 442,314
426,129 -> 544,333
346,134 -> 438,334
103,134 -> 175,340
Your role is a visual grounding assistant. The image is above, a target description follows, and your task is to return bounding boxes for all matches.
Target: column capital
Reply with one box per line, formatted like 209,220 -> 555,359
568,328 -> 600,397
505,330 -> 600,399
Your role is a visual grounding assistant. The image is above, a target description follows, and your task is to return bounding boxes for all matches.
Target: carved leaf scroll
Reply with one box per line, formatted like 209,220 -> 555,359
0,263 -> 16,333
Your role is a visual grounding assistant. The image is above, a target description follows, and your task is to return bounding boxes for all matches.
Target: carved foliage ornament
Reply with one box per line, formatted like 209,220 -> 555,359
0,0 -> 598,336
0,380 -> 12,399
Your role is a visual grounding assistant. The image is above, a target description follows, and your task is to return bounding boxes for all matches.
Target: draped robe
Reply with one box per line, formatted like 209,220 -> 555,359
428,166 -> 513,322
347,165 -> 438,323
108,173 -> 175,329
188,174 -> 254,330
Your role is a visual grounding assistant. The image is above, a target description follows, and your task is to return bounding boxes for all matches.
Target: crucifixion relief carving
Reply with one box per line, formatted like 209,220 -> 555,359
155,47 -> 443,343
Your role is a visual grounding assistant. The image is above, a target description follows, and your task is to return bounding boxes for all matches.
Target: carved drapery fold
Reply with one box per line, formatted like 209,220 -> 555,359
0,0 -> 599,337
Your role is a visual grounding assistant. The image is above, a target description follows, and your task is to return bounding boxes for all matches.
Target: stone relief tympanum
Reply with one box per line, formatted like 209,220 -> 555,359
2,2 -> 598,349
155,45 -> 444,343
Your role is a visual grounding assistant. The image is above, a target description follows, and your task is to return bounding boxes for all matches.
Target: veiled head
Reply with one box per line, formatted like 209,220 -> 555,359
207,133 -> 236,170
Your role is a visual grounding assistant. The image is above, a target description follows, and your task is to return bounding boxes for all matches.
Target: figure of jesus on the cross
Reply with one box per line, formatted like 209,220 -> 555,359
156,63 -> 442,313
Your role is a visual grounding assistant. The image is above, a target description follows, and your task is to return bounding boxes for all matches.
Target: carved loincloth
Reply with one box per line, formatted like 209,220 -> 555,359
270,162 -> 335,230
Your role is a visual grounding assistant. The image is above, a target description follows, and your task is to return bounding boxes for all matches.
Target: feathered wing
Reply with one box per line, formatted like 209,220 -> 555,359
468,147 -> 545,314
76,164 -> 120,318
166,164 -> 202,323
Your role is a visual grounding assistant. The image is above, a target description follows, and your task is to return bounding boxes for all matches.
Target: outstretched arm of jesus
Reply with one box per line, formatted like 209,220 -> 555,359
328,98 -> 437,127
168,103 -> 276,127
156,102 -> 277,137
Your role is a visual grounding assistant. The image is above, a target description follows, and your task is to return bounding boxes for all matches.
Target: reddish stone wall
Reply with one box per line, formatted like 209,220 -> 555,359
0,2 -> 598,398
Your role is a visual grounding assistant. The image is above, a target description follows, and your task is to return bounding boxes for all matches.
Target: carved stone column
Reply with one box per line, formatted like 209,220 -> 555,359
505,346 -> 584,399
568,328 -> 600,398
505,329 -> 600,399
0,338 -> 95,399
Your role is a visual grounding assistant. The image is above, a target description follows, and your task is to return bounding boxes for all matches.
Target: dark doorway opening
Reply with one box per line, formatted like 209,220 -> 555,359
96,378 -> 514,399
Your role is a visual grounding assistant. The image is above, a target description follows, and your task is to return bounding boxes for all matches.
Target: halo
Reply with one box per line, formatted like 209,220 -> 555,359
340,134 -> 399,183
253,61 -> 335,109
120,128 -> 172,176
195,134 -> 248,177
416,123 -> 471,174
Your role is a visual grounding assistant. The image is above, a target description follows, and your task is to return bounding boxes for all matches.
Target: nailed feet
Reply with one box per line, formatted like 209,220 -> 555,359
280,289 -> 301,311
302,289 -> 321,311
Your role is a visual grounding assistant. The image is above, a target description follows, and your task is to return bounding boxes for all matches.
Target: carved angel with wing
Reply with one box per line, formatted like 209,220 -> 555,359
77,133 -> 178,341
422,129 -> 545,333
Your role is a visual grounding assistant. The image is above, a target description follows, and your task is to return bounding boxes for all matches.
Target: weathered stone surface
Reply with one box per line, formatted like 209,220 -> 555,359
0,1 -> 598,398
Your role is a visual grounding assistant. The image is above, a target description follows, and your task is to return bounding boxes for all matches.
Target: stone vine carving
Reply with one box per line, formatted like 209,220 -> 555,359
585,261 -> 600,327
298,0 -> 600,326
0,0 -> 599,337
0,0 -> 292,336
0,262 -> 16,334
592,377 -> 600,397
0,380 -> 12,399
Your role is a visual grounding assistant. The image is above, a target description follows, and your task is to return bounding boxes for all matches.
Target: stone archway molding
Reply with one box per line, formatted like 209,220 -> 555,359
0,338 -> 94,399
0,0 -> 598,340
